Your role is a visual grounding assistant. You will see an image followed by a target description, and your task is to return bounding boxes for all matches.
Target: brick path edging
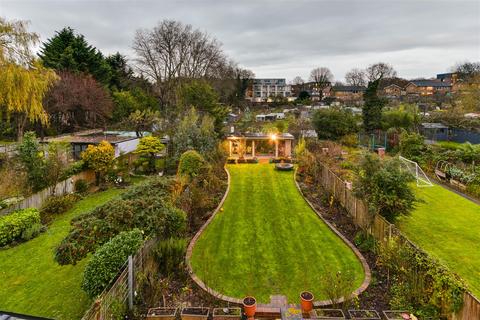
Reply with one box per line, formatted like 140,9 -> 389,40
293,168 -> 372,306
185,165 -> 371,307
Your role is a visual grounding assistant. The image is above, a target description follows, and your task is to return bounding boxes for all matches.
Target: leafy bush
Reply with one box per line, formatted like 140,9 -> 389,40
399,132 -> 429,165
312,108 -> 358,140
40,194 -> 80,223
61,160 -> 86,179
74,179 -> 88,193
82,229 -> 143,298
354,153 -> 416,222
154,237 -> 187,277
0,208 -> 41,246
134,136 -> 165,174
55,177 -> 186,265
177,150 -> 207,178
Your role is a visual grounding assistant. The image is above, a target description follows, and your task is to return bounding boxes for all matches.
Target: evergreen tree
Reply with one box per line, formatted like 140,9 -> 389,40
38,27 -> 111,85
105,52 -> 134,90
362,79 -> 386,132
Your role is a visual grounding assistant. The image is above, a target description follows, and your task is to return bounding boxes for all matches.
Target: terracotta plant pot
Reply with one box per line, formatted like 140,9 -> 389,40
300,291 -> 314,313
243,296 -> 257,318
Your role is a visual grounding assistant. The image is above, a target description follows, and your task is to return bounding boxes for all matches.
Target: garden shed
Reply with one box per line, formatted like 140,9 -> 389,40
226,132 -> 294,159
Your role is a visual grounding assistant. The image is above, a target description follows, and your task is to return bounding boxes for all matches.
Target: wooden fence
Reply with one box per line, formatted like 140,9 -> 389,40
81,238 -> 156,320
315,161 -> 480,320
0,170 -> 96,216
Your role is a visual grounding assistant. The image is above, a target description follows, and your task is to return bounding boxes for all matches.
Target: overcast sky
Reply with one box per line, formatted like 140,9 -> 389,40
1,0 -> 479,82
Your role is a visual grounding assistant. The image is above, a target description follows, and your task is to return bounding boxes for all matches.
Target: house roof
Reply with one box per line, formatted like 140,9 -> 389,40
332,85 -> 366,92
409,80 -> 452,88
379,77 -> 410,89
0,311 -> 53,320
227,133 -> 294,140
421,122 -> 449,129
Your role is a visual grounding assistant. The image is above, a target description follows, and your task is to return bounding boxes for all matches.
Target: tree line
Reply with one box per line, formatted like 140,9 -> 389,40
0,17 -> 254,141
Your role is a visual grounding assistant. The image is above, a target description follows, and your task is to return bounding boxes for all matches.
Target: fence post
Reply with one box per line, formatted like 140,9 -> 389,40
128,255 -> 134,311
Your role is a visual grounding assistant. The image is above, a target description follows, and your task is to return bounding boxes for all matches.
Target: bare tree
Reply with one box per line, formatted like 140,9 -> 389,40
309,67 -> 333,99
365,62 -> 397,82
291,76 -> 305,85
132,20 -> 230,108
345,68 -> 367,86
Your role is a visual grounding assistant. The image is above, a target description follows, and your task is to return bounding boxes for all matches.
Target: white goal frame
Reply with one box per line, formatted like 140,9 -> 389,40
399,156 -> 433,187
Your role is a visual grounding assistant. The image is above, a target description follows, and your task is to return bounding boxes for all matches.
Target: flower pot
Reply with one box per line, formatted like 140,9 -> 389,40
147,308 -> 178,320
300,291 -> 314,313
243,296 -> 256,318
181,307 -> 209,320
213,308 -> 242,320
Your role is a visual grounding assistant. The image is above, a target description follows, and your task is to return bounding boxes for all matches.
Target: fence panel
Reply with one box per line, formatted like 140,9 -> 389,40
313,162 -> 480,318
0,170 -> 95,216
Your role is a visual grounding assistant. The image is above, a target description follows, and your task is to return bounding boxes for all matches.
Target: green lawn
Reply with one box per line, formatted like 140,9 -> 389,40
397,184 -> 480,297
190,164 -> 365,303
0,188 -> 123,319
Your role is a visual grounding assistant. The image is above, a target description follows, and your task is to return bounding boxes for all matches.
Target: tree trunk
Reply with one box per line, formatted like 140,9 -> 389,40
16,114 -> 28,141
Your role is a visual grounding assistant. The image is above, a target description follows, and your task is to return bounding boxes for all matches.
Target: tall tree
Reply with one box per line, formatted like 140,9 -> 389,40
105,52 -> 134,90
365,62 -> 397,82
309,67 -> 333,99
362,79 -> 386,132
0,17 -> 57,140
38,27 -> 112,85
176,80 -> 228,134
291,76 -> 305,85
345,68 -> 367,86
453,61 -> 480,80
132,20 -> 231,108
44,71 -> 113,133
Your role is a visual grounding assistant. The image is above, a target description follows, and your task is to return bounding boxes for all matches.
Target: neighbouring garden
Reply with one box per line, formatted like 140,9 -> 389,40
0,188 -> 123,319
190,163 -> 365,303
398,184 -> 480,297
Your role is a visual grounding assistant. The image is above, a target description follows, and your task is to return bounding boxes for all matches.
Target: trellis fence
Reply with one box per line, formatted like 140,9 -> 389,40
314,161 -> 480,320
81,238 -> 156,320
0,170 -> 96,216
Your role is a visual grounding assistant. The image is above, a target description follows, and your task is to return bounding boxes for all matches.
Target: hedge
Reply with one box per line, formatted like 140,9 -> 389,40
0,208 -> 41,247
82,229 -> 143,298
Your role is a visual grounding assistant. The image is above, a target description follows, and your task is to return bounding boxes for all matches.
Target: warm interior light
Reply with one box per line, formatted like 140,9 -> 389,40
270,133 -> 277,141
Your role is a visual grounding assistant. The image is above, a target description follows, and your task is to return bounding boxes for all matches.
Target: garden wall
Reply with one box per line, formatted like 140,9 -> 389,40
315,162 -> 480,320
0,170 -> 96,216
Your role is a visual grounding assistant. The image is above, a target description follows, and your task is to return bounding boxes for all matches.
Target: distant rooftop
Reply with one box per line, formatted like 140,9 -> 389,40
332,85 -> 366,92
421,122 -> 449,129
410,80 -> 452,88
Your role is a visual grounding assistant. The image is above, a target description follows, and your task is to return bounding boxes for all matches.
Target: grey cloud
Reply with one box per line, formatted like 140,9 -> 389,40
0,0 -> 479,81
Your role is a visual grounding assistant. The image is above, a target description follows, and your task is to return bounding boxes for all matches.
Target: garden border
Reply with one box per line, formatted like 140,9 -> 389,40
293,168 -> 371,306
186,164 -> 371,307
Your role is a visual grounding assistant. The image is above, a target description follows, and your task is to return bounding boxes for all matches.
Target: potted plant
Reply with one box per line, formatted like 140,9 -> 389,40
300,291 -> 314,313
181,307 -> 209,320
382,311 -> 414,320
314,309 -> 345,319
243,296 -> 256,318
348,310 -> 381,320
147,307 -> 178,320
213,307 -> 242,320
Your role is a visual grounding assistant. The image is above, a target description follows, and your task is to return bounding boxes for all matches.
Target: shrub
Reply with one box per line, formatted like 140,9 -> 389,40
399,132 -> 429,165
82,229 -> 143,298
177,150 -> 207,178
354,153 -> 416,222
55,177 -> 186,265
40,194 -> 80,223
134,136 -> 165,174
312,108 -> 358,140
339,133 -> 358,147
0,208 -> 41,247
75,179 -> 88,193
153,237 -> 187,277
